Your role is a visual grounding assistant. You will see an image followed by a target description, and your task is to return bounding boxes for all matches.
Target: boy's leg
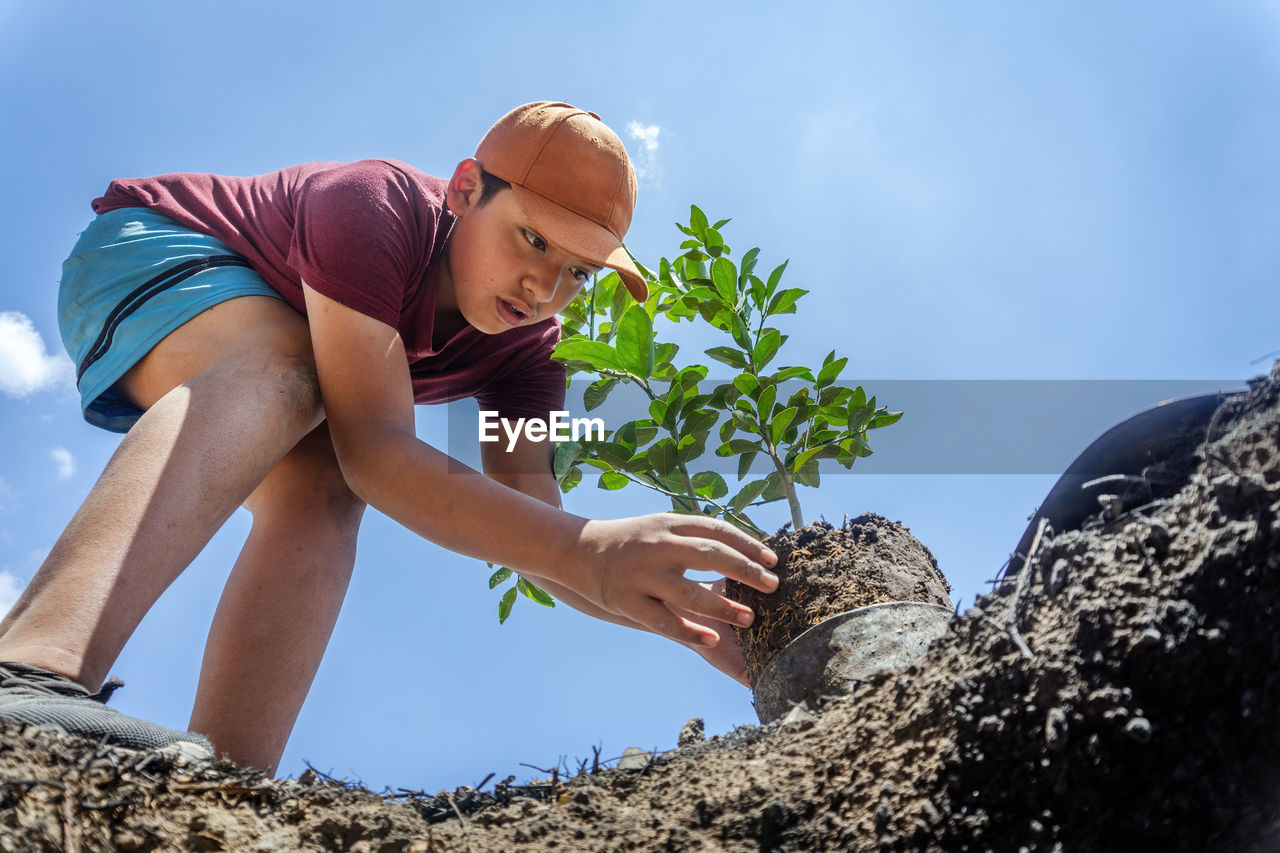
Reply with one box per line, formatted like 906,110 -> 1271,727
187,420 -> 366,774
0,296 -> 325,694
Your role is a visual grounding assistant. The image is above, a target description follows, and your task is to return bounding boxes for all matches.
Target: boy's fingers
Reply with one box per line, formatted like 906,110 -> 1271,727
633,597 -> 719,647
667,515 -> 780,569
676,535 -> 779,595
672,580 -> 755,628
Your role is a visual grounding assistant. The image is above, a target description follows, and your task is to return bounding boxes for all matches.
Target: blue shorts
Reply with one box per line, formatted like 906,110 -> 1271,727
58,208 -> 283,433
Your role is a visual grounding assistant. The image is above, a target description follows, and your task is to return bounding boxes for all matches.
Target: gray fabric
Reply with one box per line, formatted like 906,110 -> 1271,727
0,661 -> 213,756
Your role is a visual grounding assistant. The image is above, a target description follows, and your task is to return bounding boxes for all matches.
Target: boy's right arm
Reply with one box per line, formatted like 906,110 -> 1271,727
301,285 -> 779,649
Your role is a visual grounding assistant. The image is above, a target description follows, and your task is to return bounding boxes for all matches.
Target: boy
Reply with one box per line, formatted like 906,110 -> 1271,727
0,102 -> 779,775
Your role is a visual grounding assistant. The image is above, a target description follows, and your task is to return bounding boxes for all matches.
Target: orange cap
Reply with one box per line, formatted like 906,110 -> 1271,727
475,101 -> 648,303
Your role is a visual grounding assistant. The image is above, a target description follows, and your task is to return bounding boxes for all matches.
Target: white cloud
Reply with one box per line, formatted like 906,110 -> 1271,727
0,478 -> 16,513
0,311 -> 75,398
0,570 -> 21,621
51,447 -> 75,480
626,121 -> 662,187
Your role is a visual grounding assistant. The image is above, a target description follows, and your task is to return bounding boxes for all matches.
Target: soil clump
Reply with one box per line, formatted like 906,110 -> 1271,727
726,514 -> 953,686
2,363 -> 1279,851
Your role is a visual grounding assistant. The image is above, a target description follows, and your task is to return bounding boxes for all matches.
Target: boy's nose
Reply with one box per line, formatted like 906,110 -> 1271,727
522,265 -> 561,304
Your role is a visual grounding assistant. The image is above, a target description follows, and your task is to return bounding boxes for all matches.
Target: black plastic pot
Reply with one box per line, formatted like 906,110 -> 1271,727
753,601 -> 953,724
1007,391 -> 1244,577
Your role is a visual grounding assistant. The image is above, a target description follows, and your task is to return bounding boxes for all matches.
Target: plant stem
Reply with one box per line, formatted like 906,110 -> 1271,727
765,443 -> 804,531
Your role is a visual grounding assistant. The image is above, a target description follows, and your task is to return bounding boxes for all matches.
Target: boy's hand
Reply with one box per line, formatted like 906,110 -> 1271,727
669,579 -> 752,687
569,514 -> 778,650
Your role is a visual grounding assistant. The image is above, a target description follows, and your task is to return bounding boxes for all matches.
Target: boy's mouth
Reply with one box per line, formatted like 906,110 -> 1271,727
498,298 -> 529,326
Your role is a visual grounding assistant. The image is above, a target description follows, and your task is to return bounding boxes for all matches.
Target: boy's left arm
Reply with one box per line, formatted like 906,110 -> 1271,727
481,429 -> 750,687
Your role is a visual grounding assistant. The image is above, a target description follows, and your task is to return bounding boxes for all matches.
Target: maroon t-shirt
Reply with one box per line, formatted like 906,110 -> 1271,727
91,159 -> 565,421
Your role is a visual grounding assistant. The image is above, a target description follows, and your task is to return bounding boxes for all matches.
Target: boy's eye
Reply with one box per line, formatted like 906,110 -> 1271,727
572,268 -> 591,283
523,229 -> 547,251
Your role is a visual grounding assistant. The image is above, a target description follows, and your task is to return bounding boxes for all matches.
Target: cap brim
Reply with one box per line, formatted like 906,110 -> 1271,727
511,185 -> 649,303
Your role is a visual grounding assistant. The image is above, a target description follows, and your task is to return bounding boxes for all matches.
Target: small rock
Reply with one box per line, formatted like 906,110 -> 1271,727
1097,493 -> 1124,520
780,704 -> 815,729
677,717 -> 705,747
761,800 -> 790,833
617,746 -> 651,771
1047,559 -> 1070,596
1136,627 -> 1163,648
1045,707 -> 1068,751
1125,717 -> 1153,744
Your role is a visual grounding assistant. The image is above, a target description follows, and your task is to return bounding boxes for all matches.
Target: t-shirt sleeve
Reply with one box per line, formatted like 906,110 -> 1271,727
287,160 -> 429,327
474,320 -> 568,423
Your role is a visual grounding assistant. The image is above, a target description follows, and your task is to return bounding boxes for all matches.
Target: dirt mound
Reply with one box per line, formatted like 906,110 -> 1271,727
3,363 -> 1278,852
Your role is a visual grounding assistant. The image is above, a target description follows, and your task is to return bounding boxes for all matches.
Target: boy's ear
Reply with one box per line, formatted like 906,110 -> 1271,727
446,158 -> 484,216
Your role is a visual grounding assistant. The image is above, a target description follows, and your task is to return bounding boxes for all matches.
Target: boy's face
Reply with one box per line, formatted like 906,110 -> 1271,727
440,160 -> 600,335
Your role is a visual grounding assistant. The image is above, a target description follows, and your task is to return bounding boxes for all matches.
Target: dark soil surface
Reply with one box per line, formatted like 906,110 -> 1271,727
2,362 -> 1278,852
726,514 -> 954,686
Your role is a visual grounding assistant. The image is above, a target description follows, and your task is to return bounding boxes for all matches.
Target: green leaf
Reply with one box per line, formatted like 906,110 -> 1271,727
849,404 -> 875,432
692,471 -> 728,499
816,356 -> 848,389
633,419 -> 659,446
584,378 -> 617,411
675,364 -> 709,389
757,385 -> 777,421
795,443 -> 841,470
753,329 -> 782,370
870,410 -> 904,429
677,432 -> 706,463
770,406 -> 798,445
733,374 -> 760,397
740,247 -> 761,278
517,577 -> 556,607
730,479 -> 769,513
689,205 -> 709,235
488,566 -> 513,589
610,279 -> 629,326
705,346 -> 749,370
660,469 -> 687,494
765,260 -> 789,301
593,441 -> 632,468
649,397 -> 669,427
710,257 -> 737,302
772,365 -> 816,384
648,438 -> 679,476
766,287 -> 808,317
730,313 -> 753,350
553,339 -> 628,373
794,457 -> 821,488
615,305 -> 655,378
731,408 -> 760,434
552,441 -> 581,481
598,470 -> 629,490
498,587 -> 517,624
559,465 -> 582,492
717,438 -> 763,456
683,409 -> 719,437
737,450 -> 758,481
761,472 -> 787,501
850,385 -> 867,409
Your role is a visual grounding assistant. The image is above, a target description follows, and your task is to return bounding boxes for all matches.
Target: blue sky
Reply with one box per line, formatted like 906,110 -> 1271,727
1,2 -> 1276,792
